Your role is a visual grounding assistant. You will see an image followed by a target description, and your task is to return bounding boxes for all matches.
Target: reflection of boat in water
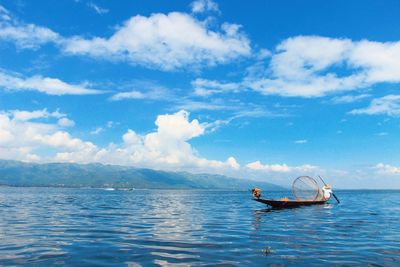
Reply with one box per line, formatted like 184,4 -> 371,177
254,198 -> 327,208
252,175 -> 339,209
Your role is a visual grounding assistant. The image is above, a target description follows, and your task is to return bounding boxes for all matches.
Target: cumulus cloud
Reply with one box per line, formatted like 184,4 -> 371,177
0,70 -> 103,95
0,5 -> 250,70
1,108 -> 323,180
0,109 -> 95,162
62,12 -> 250,70
375,163 -> 400,175
0,109 -> 240,174
246,160 -> 318,173
194,36 -> 400,98
51,110 -> 241,173
349,95 -> 400,116
247,36 -> 400,97
0,22 -> 60,49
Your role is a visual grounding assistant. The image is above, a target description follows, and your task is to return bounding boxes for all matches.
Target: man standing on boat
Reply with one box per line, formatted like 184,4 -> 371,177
252,187 -> 261,199
319,184 -> 333,201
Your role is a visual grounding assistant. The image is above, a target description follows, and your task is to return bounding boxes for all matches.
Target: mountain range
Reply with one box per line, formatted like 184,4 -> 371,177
0,160 -> 284,190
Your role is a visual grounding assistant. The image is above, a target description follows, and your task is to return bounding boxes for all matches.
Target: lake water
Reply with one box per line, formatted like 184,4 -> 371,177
0,188 -> 399,266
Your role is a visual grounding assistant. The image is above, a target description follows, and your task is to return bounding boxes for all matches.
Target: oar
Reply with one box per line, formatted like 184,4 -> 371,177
318,175 -> 340,204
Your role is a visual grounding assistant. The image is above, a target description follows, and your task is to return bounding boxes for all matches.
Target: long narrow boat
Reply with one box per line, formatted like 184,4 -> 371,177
253,198 -> 328,209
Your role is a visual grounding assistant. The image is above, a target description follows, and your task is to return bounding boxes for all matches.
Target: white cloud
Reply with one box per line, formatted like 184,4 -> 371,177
87,2 -> 109,15
294,139 -> 307,144
0,70 -> 103,95
192,78 -> 242,97
90,127 -> 104,135
349,40 -> 400,83
110,85 -> 171,101
349,95 -> 400,116
191,0 -> 219,13
90,121 -> 115,135
0,109 -> 240,174
0,23 -> 60,49
0,109 -> 95,162
246,160 -> 318,173
55,110 -> 240,173
10,108 -> 64,121
1,108 -> 337,182
110,91 -> 145,100
195,36 -> 400,98
62,12 -> 250,70
375,163 -> 400,175
155,110 -> 204,140
0,5 -> 60,49
1,5 -> 250,70
58,117 -> 75,127
272,36 -> 352,79
175,99 -> 235,111
256,48 -> 272,59
174,100 -> 276,133
0,5 -> 11,21
246,161 -> 290,172
226,157 -> 240,170
250,36 -> 400,97
233,107 -> 274,118
39,131 -> 94,151
331,94 -> 371,104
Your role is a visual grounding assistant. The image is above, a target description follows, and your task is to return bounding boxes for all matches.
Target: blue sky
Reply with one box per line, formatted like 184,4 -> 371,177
0,0 -> 400,188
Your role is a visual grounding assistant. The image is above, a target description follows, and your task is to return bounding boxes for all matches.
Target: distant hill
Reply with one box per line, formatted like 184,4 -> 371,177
0,160 -> 284,190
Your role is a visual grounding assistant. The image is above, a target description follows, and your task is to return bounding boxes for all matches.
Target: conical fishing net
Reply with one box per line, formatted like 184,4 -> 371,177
292,176 -> 321,201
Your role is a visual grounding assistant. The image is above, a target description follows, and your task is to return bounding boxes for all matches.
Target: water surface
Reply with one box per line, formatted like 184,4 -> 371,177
0,188 -> 399,266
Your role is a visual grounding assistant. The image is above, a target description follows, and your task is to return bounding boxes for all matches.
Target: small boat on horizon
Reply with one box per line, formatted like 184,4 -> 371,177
252,175 -> 340,209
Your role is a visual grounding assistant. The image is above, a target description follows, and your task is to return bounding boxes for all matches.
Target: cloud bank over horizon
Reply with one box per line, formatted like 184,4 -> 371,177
1,107 -> 398,188
0,108 -> 329,183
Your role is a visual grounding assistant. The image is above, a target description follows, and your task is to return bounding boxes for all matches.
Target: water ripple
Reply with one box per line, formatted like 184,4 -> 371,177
0,188 -> 399,266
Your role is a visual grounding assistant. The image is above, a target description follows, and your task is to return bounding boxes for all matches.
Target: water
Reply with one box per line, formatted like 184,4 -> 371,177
0,188 -> 399,266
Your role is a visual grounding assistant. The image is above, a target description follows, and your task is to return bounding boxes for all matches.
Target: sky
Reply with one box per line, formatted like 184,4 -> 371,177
0,0 -> 399,188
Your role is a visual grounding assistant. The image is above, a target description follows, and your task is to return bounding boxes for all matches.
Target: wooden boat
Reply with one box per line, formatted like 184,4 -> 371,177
251,176 -> 339,209
253,198 -> 328,209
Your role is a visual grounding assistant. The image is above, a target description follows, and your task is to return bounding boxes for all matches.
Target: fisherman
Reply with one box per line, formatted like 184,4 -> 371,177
321,184 -> 333,201
252,187 -> 261,199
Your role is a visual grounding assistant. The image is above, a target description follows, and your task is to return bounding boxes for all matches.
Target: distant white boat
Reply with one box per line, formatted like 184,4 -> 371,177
103,188 -> 115,191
